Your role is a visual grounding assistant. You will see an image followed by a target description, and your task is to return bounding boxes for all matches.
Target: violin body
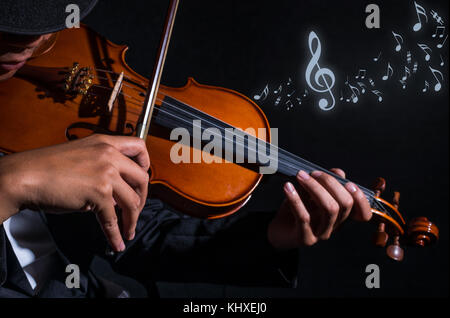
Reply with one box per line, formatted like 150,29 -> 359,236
0,25 -> 271,218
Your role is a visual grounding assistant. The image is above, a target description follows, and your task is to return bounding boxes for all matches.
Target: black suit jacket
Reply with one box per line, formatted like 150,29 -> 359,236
0,198 -> 299,298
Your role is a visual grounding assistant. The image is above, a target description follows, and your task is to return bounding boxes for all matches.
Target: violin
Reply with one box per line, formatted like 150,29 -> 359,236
0,6 -> 438,261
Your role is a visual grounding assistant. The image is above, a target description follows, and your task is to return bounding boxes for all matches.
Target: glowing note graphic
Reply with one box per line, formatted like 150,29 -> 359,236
368,78 -> 375,87
287,77 -> 293,86
305,31 -> 336,111
422,80 -> 429,92
399,80 -> 407,90
357,82 -> 367,94
274,85 -> 282,94
412,62 -> 419,73
373,52 -> 382,62
382,62 -> 393,80
287,90 -> 296,98
413,1 -> 428,32
440,54 -> 444,67
437,35 -> 448,49
392,31 -> 404,52
371,90 -> 383,102
254,84 -> 269,101
285,100 -> 294,110
274,96 -> 281,106
407,51 -> 412,64
402,66 -> 411,81
296,97 -> 302,105
345,83 -> 360,103
339,90 -> 344,101
432,26 -> 445,38
355,69 -> 366,79
429,66 -> 443,92
417,43 -> 432,61
430,10 -> 444,25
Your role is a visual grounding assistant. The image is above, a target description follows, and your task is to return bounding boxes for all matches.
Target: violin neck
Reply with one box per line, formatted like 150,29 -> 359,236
154,95 -> 376,206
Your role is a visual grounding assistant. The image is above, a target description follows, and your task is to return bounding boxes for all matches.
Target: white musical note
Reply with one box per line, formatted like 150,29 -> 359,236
422,80 -> 429,92
402,66 -> 411,81
412,62 -> 419,73
287,77 -> 293,87
382,62 -> 394,80
407,51 -> 412,64
440,54 -> 444,67
413,1 -> 428,32
430,10 -> 444,25
287,90 -> 296,98
274,85 -> 282,94
429,66 -> 443,92
417,43 -> 432,61
296,97 -> 302,105
345,83 -> 360,103
371,90 -> 383,102
355,69 -> 366,79
392,31 -> 404,52
373,51 -> 382,62
368,78 -> 375,87
254,84 -> 269,101
285,100 -> 294,110
303,89 -> 308,97
339,90 -> 344,101
274,96 -> 281,106
399,79 -> 407,90
357,82 -> 367,94
437,35 -> 448,49
432,26 -> 445,38
305,31 -> 336,111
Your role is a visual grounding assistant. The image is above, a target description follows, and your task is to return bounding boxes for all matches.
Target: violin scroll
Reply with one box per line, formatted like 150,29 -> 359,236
407,217 -> 439,247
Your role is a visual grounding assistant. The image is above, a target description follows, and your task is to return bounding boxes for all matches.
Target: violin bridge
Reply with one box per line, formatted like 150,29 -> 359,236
107,71 -> 124,112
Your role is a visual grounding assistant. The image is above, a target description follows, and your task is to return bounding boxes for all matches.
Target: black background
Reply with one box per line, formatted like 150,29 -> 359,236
84,0 -> 448,297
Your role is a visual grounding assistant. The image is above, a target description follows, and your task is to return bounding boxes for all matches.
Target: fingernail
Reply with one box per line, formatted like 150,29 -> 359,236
285,182 -> 296,193
128,232 -> 135,241
346,182 -> 357,193
297,170 -> 310,181
311,171 -> 322,178
119,241 -> 126,252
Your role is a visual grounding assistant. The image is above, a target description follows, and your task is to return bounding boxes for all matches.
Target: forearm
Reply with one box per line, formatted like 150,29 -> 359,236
0,154 -> 23,223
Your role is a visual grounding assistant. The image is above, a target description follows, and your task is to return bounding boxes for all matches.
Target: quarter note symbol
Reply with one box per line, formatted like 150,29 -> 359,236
303,89 -> 308,97
357,82 -> 367,94
355,69 -> 366,79
373,52 -> 382,62
254,84 -> 269,101
392,31 -> 404,52
399,80 -> 407,90
440,54 -> 444,67
437,34 -> 448,49
407,51 -> 412,64
417,43 -> 432,61
432,26 -> 445,38
287,77 -> 293,86
296,97 -> 302,105
287,90 -> 296,98
339,90 -> 344,101
429,66 -> 443,92
382,62 -> 393,80
368,78 -> 375,87
422,80 -> 429,92
402,66 -> 411,81
274,85 -> 282,94
413,1 -> 428,32
371,90 -> 383,102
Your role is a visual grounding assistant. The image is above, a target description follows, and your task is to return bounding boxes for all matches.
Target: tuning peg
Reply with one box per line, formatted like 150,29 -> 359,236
372,177 -> 388,246
387,235 -> 404,261
386,191 -> 404,261
373,222 -> 389,247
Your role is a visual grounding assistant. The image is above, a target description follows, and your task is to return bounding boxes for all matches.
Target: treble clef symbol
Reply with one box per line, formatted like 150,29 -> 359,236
305,31 -> 336,111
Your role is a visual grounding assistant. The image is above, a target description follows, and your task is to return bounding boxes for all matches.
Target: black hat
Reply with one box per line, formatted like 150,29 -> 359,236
0,0 -> 98,35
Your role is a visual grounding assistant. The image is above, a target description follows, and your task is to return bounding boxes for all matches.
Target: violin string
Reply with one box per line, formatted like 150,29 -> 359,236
84,73 -> 384,211
153,100 -> 381,208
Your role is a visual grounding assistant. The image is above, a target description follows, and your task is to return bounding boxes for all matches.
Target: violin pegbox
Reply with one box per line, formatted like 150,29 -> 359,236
370,177 -> 439,261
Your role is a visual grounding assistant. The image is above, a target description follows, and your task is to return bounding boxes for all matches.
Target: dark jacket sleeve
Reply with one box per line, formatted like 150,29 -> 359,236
111,199 -> 299,288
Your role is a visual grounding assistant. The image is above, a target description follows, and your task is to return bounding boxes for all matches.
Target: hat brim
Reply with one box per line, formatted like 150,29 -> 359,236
0,0 -> 98,35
